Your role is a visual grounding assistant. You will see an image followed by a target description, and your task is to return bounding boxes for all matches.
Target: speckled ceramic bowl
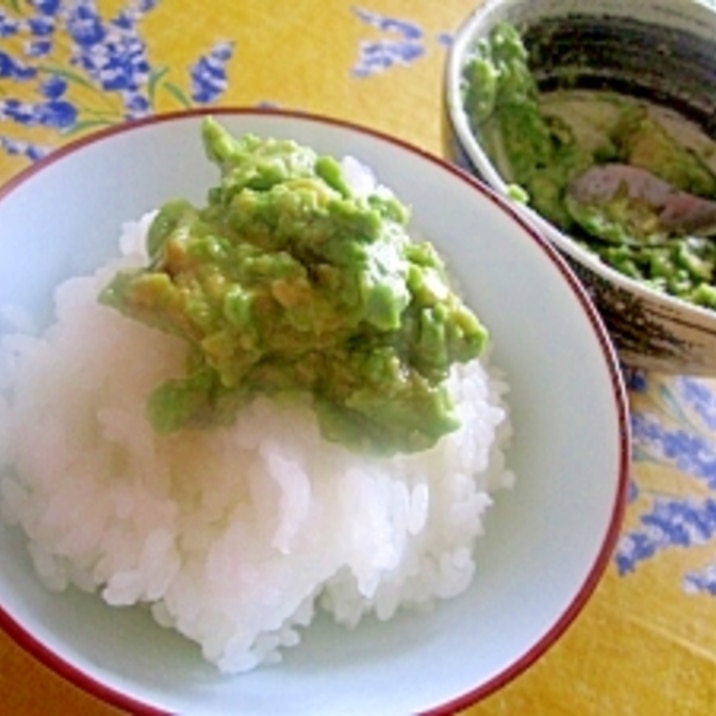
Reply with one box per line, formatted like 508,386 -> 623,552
446,0 -> 716,374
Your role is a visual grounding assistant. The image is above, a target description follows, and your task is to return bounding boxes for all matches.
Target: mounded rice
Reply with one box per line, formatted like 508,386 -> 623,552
0,213 -> 514,673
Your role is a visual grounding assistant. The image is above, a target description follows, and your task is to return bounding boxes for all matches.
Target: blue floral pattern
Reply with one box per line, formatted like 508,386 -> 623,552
351,7 -> 454,77
0,0 -> 234,162
189,40 -> 233,104
617,372 -> 716,597
351,7 -> 424,77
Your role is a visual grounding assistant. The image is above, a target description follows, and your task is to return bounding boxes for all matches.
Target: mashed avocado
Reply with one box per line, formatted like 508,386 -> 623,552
461,22 -> 716,309
101,118 -> 488,454
462,22 -> 594,229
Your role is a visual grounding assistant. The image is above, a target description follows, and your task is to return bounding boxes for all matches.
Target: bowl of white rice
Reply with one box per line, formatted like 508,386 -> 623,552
0,109 -> 629,715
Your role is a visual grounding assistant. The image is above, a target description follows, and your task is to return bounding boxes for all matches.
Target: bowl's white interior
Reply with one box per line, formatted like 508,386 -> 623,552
0,111 -> 628,716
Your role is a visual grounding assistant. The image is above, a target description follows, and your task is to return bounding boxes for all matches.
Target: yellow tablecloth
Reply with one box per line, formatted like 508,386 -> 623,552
1,1 -> 715,714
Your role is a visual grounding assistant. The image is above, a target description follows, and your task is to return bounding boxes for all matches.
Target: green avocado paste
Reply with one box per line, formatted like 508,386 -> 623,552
461,22 -> 716,309
101,118 -> 488,455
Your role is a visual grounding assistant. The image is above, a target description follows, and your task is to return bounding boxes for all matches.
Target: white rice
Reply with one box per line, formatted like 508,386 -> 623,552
0,213 -> 514,674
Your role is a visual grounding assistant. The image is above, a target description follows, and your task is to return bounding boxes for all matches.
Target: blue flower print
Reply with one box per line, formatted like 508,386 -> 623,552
113,0 -> 158,30
0,50 -> 37,80
0,135 -> 49,161
1,97 -> 77,129
675,376 -> 716,430
616,498 -> 716,577
69,17 -> 149,94
129,0 -> 157,15
39,74 -> 67,99
0,0 -> 235,162
64,2 -> 105,47
30,0 -> 62,15
27,15 -> 54,36
34,98 -> 76,127
617,375 -> 716,597
350,8 -> 459,78
189,41 -> 234,104
353,7 -> 422,39
25,38 -> 52,57
351,7 -> 425,77
121,89 -> 149,117
622,365 -> 648,393
0,12 -> 19,38
684,562 -> 716,595
631,412 -> 716,490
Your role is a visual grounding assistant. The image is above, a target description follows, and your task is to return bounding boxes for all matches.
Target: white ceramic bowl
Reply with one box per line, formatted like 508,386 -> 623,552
446,0 -> 716,375
0,109 -> 628,715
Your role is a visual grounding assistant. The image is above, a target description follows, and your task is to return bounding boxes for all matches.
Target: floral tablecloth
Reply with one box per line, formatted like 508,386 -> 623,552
1,1 -> 715,714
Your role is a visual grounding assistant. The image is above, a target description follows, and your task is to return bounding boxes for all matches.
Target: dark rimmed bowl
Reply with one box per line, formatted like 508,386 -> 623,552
446,0 -> 716,374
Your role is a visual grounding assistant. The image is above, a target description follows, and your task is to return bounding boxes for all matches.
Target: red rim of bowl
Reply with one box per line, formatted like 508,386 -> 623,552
0,106 -> 631,716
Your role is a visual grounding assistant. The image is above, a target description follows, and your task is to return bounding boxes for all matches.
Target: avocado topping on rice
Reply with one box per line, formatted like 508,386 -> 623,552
100,118 -> 488,454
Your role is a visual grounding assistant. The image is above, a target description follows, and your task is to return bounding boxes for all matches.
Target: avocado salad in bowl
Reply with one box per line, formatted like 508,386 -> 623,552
447,0 -> 716,374
0,109 -> 628,715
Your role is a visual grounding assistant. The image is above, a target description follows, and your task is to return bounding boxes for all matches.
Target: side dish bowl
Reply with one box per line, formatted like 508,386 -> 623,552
446,0 -> 716,374
0,109 -> 629,715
